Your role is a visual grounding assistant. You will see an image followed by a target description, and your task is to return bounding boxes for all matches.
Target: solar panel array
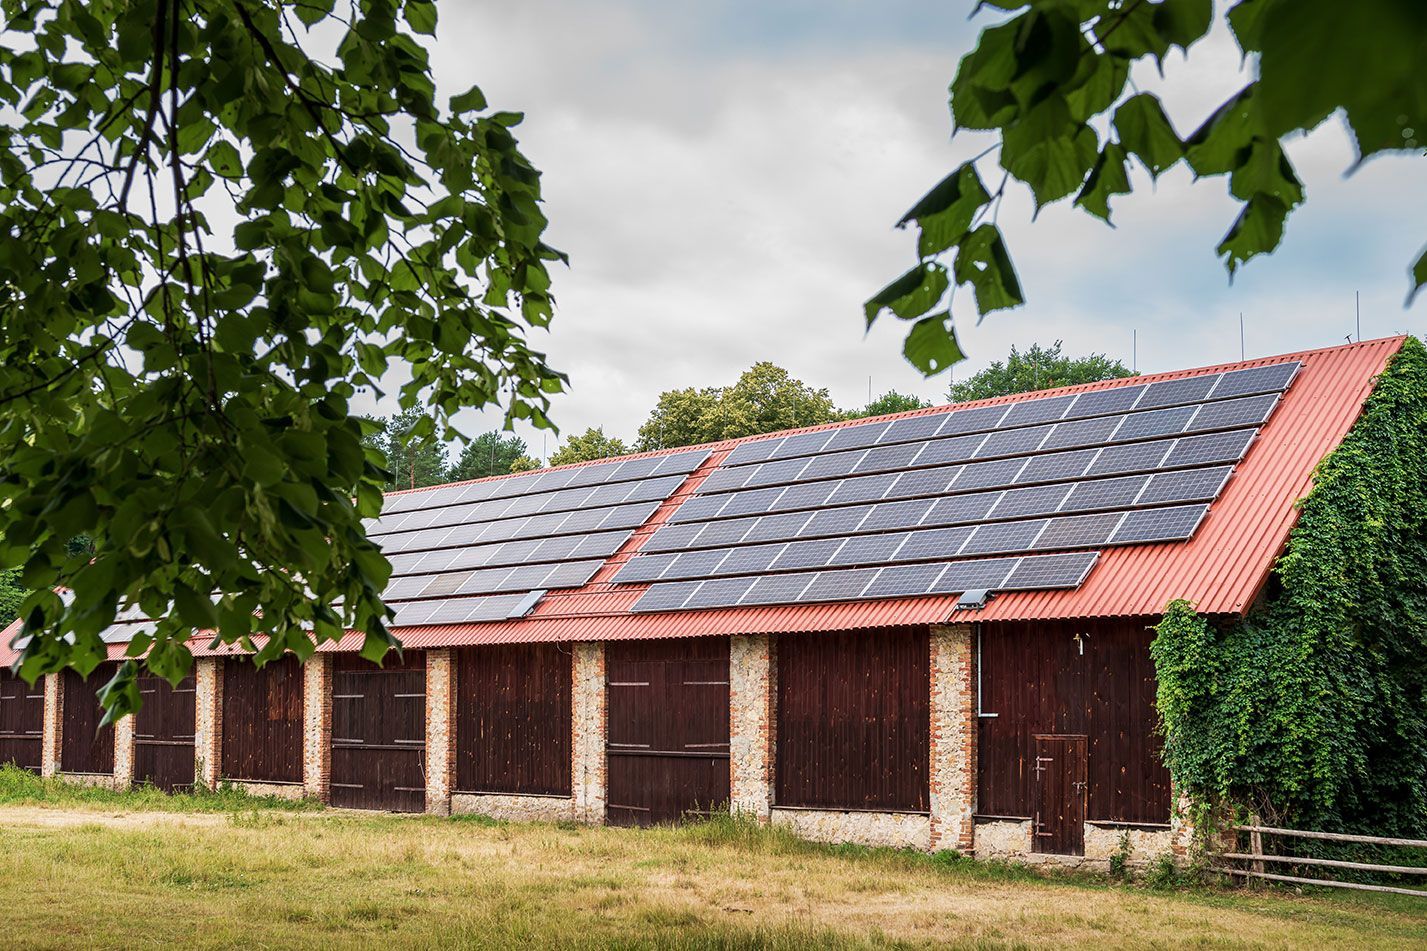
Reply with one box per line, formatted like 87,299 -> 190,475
619,362 -> 1300,613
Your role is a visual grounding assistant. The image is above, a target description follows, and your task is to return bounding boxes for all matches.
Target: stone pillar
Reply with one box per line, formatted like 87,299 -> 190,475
929,624 -> 976,853
571,642 -> 606,824
113,714 -> 136,789
41,672 -> 62,777
193,657 -> 223,789
729,633 -> 774,820
302,654 -> 332,802
425,649 -> 455,815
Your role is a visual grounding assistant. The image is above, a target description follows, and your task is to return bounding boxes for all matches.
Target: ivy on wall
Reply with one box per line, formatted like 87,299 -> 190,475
1152,337 -> 1427,835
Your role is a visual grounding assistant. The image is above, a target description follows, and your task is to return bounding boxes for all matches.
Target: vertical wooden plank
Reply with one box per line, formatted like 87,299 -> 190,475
59,665 -> 116,775
220,656 -> 304,784
453,643 -> 572,796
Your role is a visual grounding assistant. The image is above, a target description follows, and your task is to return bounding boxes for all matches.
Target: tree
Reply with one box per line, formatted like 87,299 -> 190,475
845,391 -> 932,419
0,568 -> 25,627
0,1 -> 564,714
508,454 -> 541,473
446,431 -> 528,482
868,1 -> 1427,376
948,342 -> 1133,402
549,428 -> 629,467
377,410 -> 449,491
634,363 -> 840,450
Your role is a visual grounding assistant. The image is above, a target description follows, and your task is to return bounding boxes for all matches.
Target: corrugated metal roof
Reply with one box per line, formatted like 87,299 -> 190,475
5,336 -> 1405,664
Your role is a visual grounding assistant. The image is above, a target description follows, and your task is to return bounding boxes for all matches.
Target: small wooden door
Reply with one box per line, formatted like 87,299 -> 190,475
134,673 -> 197,791
1033,734 -> 1086,855
330,652 -> 426,812
606,639 -> 730,827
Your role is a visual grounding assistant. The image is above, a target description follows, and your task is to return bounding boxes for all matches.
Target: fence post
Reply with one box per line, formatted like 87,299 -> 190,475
1249,813 -> 1265,886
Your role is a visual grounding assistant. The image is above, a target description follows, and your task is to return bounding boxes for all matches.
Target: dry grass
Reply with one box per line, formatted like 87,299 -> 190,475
0,792 -> 1424,948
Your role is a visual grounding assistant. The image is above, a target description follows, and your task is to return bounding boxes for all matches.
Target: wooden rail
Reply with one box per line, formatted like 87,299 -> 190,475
1211,823 -> 1427,898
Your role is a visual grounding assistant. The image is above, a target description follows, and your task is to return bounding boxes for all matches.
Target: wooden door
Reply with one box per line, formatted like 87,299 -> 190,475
330,652 -> 426,812
1033,734 -> 1086,855
134,673 -> 196,791
221,656 -> 304,784
0,670 -> 44,771
60,665 -> 116,775
606,639 -> 730,827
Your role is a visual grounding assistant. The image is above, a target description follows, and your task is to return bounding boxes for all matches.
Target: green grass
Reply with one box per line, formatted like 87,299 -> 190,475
0,763 -> 319,813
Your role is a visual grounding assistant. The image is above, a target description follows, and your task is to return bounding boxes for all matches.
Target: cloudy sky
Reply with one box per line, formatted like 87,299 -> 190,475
411,1 -> 1425,460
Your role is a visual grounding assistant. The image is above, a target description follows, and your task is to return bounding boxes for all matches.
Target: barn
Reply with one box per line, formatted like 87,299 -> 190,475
2,337 -> 1410,863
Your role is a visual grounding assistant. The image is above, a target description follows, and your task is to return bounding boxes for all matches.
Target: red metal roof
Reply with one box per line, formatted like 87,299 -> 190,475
5,336 -> 1405,663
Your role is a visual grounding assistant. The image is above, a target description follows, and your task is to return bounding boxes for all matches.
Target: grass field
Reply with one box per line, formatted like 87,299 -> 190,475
0,771 -> 1423,948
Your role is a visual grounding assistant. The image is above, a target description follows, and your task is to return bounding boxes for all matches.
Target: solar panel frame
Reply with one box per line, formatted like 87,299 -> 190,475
1110,504 -> 1209,544
1003,551 -> 1099,589
1207,361 -> 1299,399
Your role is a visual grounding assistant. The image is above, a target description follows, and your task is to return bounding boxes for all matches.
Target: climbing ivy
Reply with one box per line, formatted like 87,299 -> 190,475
1152,337 -> 1427,835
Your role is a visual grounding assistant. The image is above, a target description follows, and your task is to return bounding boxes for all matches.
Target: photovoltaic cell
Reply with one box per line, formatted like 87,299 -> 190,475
975,424 -> 1052,459
828,533 -> 911,567
1209,361 -> 1298,399
1040,415 -> 1122,452
744,512 -> 813,543
1137,466 -> 1232,506
1031,512 -> 1124,550
937,404 -> 1008,435
853,442 -> 923,474
989,483 -> 1071,520
961,519 -> 1047,556
1112,405 -> 1196,441
1060,474 -> 1150,512
1064,385 -> 1145,419
614,553 -> 677,583
684,577 -> 755,609
1110,504 -> 1208,544
1016,448 -> 1096,485
824,421 -> 888,451
863,562 -> 946,599
879,413 -> 950,444
895,526 -> 974,562
1003,551 -> 1098,589
1137,374 -> 1220,409
1086,440 -> 1172,477
1162,429 -> 1255,468
723,438 -> 782,467
1185,393 -> 1277,432
799,568 -> 878,603
1003,393 -> 1076,426
742,573 -> 814,605
826,473 -> 897,505
770,538 -> 845,571
933,558 -> 1018,593
953,457 -> 1027,491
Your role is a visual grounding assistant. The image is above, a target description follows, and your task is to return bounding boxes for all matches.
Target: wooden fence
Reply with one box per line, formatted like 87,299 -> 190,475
1212,823 -> 1427,898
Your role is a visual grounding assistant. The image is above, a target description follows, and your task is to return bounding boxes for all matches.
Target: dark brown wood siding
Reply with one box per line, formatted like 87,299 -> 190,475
60,665 -> 116,775
454,644 -> 571,796
330,651 -> 425,812
775,628 -> 930,812
134,672 -> 196,791
221,656 -> 304,784
0,669 -> 43,771
606,638 -> 729,826
977,618 -> 1170,824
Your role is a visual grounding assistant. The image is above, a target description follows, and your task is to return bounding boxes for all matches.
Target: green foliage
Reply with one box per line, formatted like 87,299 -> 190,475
0,0 -> 565,710
446,431 -> 528,482
947,341 -> 1133,402
634,363 -> 840,451
845,391 -> 933,420
1152,337 -> 1427,835
548,427 -> 629,467
370,409 -> 449,491
0,763 -> 317,812
508,454 -> 541,473
878,0 -> 1427,374
0,567 -> 25,626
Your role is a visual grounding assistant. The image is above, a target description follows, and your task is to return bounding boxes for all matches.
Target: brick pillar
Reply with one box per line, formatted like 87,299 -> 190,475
729,634 -> 774,820
571,642 -> 606,824
193,657 -> 223,789
302,654 -> 332,802
113,714 -> 136,789
40,673 -> 62,777
929,624 -> 976,853
425,649 -> 455,815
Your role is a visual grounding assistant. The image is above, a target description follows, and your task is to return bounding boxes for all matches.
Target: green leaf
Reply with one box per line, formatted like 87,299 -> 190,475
1114,94 -> 1182,178
1228,137 -> 1304,207
1408,245 -> 1427,306
1184,86 -> 1259,177
1074,142 -> 1133,222
903,312 -> 966,376
864,263 -> 950,326
1000,98 -> 1098,209
206,141 -> 243,179
952,224 -> 1025,314
1226,0 -> 1270,53
897,164 -> 991,259
1153,0 -> 1214,52
450,85 -> 487,114
403,0 -> 438,35
1064,54 -> 1128,122
1217,195 -> 1290,276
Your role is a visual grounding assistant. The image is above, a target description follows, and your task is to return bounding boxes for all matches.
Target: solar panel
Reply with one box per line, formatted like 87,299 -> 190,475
799,568 -> 878,603
853,443 -> 923,474
1137,374 -> 1219,409
743,457 -> 810,489
824,421 -> 889,452
744,511 -> 813,543
742,573 -> 815,605
1137,466 -> 1232,506
1184,393 -> 1277,432
1162,429 -> 1255,468
635,581 -> 696,612
961,519 -> 1048,556
710,545 -> 783,576
614,553 -> 677,583
975,424 -> 1052,459
1086,440 -> 1172,477
770,481 -> 838,512
913,434 -> 986,468
769,430 -> 833,460
857,498 -> 935,532
662,548 -> 732,580
1040,415 -> 1122,452
891,466 -> 962,497
989,483 -> 1071,520
719,486 -> 788,518
1003,551 -> 1098,589
827,532 -> 911,566
864,563 -> 947,599
698,466 -> 753,494
723,438 -> 782,468
937,404 -> 1008,435
1003,393 -> 1077,427
668,494 -> 726,523
691,519 -> 751,548
685,576 -> 755,609
1110,504 -> 1208,544
826,472 -> 897,505
798,506 -> 870,538
895,526 -> 974,561
925,492 -> 1000,525
953,457 -> 1027,491
933,557 -> 1018,593
1060,474 -> 1150,512
1064,385 -> 1145,419
770,538 -> 845,571
1112,405 -> 1196,441
1032,511 -> 1124,550
1209,361 -> 1298,399
879,413 -> 949,444
1016,448 -> 1096,484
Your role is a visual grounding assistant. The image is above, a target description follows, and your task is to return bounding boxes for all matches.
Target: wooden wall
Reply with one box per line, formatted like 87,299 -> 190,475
221,656 -> 304,784
454,644 -> 571,796
606,638 -> 730,826
330,651 -> 426,812
0,669 -> 43,771
775,628 -> 930,812
977,618 -> 1170,824
134,672 -> 196,791
60,664 -> 116,775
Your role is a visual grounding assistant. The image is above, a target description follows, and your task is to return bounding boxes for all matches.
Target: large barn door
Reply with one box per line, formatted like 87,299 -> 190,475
606,638 -> 729,827
330,652 -> 426,812
134,673 -> 196,791
0,670 -> 44,771
1033,734 -> 1086,855
60,665 -> 117,775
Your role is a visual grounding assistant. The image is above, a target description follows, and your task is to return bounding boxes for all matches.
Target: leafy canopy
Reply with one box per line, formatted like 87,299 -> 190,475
871,0 -> 1427,376
0,0 -> 564,715
846,391 -> 933,420
365,410 -> 449,491
446,431 -> 529,482
947,341 -> 1132,402
1152,337 -> 1427,835
548,427 -> 629,467
635,362 -> 840,451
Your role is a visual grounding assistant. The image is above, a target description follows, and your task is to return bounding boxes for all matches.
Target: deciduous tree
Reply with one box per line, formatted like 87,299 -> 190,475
634,363 -> 840,450
549,427 -> 629,467
947,342 -> 1132,402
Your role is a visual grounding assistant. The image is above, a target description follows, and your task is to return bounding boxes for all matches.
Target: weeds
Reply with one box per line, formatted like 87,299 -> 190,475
0,763 -> 319,813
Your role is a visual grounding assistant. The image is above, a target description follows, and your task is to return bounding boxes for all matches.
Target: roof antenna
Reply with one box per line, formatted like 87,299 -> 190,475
868,375 -> 872,406
1239,312 -> 1245,361
1355,290 -> 1361,342
1132,328 -> 1137,373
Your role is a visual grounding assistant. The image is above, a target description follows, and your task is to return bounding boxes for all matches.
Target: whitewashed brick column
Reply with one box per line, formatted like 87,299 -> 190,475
571,642 -> 606,824
193,657 -> 223,788
302,654 -> 332,802
729,634 -> 773,819
929,624 -> 976,853
40,673 -> 62,777
113,714 -> 136,789
425,649 -> 455,815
